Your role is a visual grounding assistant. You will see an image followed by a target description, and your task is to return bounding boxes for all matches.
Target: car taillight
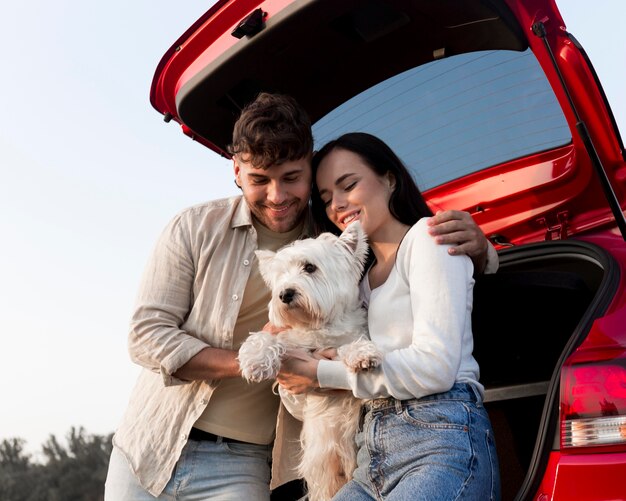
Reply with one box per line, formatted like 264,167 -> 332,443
561,350 -> 626,449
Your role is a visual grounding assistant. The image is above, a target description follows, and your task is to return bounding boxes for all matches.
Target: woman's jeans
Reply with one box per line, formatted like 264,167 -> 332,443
104,436 -> 272,501
333,382 -> 501,501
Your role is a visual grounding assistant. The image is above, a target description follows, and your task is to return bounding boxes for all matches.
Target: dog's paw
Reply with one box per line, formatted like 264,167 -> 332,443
238,331 -> 286,382
338,338 -> 383,373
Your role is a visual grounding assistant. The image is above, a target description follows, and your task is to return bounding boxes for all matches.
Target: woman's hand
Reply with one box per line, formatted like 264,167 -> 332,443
314,348 -> 337,360
277,349 -> 322,394
278,348 -> 351,397
276,348 -> 337,395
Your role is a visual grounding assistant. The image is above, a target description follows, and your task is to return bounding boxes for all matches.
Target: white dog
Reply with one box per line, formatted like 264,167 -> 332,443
238,221 -> 382,501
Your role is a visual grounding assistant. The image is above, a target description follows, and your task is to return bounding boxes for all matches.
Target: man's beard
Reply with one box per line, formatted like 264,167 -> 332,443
248,199 -> 307,233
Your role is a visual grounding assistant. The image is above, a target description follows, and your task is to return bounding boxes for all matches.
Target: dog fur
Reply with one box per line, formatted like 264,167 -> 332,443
238,222 -> 382,501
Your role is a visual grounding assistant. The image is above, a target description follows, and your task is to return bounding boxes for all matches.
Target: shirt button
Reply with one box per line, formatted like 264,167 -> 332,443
243,259 -> 250,266
181,433 -> 187,441
232,294 -> 239,301
200,398 -> 208,405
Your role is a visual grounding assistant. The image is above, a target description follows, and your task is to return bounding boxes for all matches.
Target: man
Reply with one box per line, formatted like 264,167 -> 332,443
104,92 -> 496,500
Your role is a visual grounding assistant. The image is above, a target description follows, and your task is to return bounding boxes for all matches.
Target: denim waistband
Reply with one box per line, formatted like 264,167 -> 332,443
364,382 -> 482,411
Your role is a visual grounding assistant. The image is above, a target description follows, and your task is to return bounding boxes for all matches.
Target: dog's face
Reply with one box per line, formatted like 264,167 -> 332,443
256,222 -> 368,329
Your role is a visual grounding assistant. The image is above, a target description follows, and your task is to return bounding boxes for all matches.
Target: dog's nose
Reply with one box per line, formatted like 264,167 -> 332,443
279,288 -> 296,304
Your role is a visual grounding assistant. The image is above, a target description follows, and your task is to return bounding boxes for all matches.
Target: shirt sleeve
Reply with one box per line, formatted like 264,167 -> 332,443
128,213 -> 209,386
317,220 -> 474,400
277,385 -> 306,421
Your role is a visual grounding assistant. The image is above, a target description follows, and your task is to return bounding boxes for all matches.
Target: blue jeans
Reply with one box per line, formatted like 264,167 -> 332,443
333,383 -> 501,501
104,437 -> 272,500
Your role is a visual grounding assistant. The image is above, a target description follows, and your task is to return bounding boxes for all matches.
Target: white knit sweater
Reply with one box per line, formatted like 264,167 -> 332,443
317,217 -> 485,400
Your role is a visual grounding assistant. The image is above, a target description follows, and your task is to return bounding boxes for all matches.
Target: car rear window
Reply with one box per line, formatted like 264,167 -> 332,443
312,49 -> 571,190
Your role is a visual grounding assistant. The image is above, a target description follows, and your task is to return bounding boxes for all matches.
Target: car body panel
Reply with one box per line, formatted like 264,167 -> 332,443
537,451 -> 626,500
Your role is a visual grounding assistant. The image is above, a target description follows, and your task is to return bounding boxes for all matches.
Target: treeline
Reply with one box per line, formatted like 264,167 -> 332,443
0,427 -> 113,501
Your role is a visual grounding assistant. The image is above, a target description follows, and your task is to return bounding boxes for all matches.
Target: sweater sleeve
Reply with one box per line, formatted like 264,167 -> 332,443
317,219 -> 475,400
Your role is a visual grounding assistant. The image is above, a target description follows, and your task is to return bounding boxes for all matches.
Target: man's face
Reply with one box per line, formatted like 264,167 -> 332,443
234,155 -> 312,233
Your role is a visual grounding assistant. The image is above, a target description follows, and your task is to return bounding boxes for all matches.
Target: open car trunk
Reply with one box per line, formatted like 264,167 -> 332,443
472,240 -> 617,500
151,1 -> 626,498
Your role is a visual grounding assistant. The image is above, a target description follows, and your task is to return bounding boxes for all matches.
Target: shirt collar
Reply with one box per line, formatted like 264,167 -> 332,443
231,195 -> 253,229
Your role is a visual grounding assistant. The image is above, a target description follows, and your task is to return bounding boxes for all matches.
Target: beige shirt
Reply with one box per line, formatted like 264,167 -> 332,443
193,219 -> 303,444
112,195 -> 307,496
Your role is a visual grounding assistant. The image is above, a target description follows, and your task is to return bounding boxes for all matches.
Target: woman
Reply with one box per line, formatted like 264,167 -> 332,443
278,132 -> 501,500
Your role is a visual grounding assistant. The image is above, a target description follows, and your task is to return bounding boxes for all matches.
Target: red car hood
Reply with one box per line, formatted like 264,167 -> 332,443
150,0 -> 626,247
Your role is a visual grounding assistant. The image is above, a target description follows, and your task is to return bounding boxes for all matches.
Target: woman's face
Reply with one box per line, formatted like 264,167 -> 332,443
315,148 -> 395,237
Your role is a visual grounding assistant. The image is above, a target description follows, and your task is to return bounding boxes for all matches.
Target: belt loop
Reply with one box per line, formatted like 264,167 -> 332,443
468,383 -> 483,406
394,398 -> 403,413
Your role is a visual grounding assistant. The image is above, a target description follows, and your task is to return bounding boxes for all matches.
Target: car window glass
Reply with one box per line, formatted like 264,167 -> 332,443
313,49 -> 571,190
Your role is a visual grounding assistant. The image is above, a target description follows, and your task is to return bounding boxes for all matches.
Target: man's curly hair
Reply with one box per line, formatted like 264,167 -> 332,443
228,92 -> 313,169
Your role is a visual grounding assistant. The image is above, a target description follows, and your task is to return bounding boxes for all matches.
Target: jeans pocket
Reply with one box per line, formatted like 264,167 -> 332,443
401,400 -> 469,431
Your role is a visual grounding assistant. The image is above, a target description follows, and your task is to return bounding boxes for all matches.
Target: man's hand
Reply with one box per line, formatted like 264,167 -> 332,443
427,210 -> 489,273
262,322 -> 289,335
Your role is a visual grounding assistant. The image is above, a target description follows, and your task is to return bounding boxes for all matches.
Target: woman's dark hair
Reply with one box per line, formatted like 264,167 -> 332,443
311,132 -> 433,235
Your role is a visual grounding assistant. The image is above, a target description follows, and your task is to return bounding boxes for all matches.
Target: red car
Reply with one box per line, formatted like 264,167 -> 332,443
150,1 -> 626,499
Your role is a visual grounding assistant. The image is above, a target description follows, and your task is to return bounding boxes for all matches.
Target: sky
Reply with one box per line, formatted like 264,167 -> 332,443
1,1 -> 625,456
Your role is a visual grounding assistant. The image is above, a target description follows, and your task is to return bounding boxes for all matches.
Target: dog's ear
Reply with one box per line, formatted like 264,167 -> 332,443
337,221 -> 369,268
316,232 -> 339,243
255,249 -> 276,285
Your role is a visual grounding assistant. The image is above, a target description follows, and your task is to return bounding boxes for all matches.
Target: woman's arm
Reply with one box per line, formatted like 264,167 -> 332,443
279,220 -> 477,399
315,220 -> 474,399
